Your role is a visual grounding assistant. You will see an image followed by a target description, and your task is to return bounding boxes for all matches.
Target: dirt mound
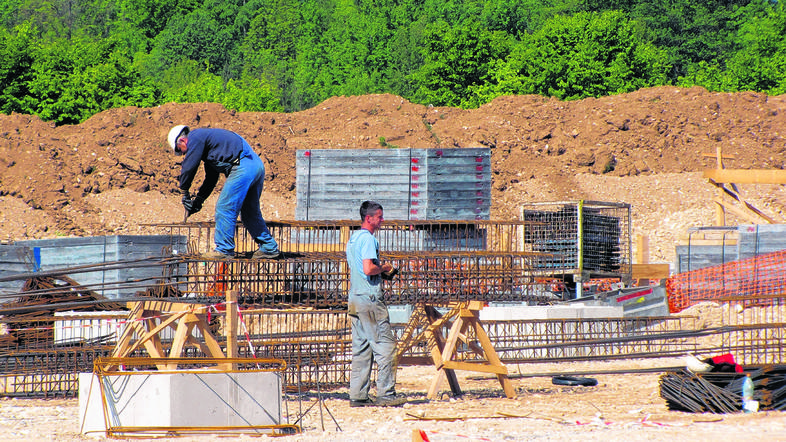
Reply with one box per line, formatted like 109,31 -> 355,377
2,86 -> 786,262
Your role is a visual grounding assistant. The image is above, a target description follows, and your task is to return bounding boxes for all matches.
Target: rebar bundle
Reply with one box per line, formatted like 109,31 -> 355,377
659,365 -> 786,413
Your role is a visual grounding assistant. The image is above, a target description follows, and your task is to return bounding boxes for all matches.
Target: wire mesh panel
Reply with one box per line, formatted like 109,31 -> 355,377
150,220 -> 530,255
520,201 -> 632,281
718,294 -> 786,365
172,251 -> 550,307
394,316 -> 698,364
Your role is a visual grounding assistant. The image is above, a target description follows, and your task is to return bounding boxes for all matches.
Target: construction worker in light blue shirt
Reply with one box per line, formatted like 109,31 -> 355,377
346,201 -> 406,408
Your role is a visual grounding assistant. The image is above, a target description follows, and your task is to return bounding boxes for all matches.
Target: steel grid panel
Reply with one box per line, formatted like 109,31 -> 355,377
149,220 -> 531,255
174,251 -> 550,307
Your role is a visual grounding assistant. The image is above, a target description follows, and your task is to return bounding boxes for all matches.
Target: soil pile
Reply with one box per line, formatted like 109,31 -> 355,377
2,86 -> 786,262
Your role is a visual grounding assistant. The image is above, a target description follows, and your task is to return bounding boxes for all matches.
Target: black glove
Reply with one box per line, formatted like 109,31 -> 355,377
182,195 -> 205,215
180,189 -> 191,204
381,267 -> 399,281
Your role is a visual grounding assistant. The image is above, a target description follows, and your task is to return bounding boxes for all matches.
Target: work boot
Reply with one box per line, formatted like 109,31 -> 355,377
349,398 -> 374,408
252,249 -> 280,259
374,395 -> 407,407
203,250 -> 234,260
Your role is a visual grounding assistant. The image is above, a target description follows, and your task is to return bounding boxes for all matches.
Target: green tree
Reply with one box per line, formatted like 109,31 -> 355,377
679,2 -> 786,94
25,36 -> 159,124
241,0 -> 304,111
489,11 -> 669,100
160,60 -> 282,112
410,20 -> 514,107
631,0 -> 745,81
148,5 -> 242,81
0,22 -> 37,114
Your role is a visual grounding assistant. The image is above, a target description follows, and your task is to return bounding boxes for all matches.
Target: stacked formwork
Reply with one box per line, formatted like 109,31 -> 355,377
295,148 -> 491,221
10,235 -> 188,299
675,224 -> 786,273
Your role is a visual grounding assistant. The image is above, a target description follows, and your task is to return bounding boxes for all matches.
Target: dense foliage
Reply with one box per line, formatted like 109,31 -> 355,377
1,0 -> 784,124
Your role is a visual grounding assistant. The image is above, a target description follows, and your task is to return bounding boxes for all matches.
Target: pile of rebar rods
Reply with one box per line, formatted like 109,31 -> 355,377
659,365 -> 786,412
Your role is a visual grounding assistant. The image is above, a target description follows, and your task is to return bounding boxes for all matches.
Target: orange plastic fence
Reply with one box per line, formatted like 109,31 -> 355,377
666,249 -> 786,313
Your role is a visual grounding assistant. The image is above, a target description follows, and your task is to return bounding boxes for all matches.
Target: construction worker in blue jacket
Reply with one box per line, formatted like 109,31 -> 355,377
167,125 -> 280,259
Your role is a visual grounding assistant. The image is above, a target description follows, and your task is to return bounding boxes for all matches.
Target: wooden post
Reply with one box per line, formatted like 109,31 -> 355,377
225,290 -> 239,370
634,234 -> 649,265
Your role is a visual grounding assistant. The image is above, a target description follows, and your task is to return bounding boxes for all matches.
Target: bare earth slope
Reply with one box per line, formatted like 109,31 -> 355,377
2,86 -> 786,262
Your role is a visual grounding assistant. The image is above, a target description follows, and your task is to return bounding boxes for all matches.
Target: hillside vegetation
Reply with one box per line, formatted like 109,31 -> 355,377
2,0 -> 786,124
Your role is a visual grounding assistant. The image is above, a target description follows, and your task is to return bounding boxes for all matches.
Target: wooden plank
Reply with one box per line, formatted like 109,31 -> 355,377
676,239 -> 738,246
713,198 -> 774,224
635,234 -> 648,264
630,264 -> 670,280
704,169 -> 786,184
442,360 -> 508,375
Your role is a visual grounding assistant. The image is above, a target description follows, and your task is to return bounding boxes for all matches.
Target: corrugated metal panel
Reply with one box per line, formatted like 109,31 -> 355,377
14,235 -> 188,299
0,245 -> 35,296
675,244 -> 738,273
296,148 -> 491,220
738,224 -> 786,259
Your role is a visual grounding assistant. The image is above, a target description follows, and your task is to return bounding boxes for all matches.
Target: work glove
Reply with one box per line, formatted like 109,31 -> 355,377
182,195 -> 205,215
179,189 -> 191,203
381,267 -> 399,281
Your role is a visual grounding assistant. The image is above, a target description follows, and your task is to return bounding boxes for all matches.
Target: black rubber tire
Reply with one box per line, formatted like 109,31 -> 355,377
552,376 -> 598,387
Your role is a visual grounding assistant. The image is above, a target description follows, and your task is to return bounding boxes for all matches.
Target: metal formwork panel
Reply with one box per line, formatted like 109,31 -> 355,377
14,235 -> 188,299
296,148 -> 491,220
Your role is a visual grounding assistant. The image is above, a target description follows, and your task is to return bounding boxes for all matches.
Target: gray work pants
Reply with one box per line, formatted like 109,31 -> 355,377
348,293 -> 397,401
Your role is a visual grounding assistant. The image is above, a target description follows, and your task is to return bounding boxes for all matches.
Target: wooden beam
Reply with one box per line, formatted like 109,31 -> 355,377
442,361 -> 508,375
713,198 -> 773,224
676,239 -> 738,246
630,264 -> 670,280
704,169 -> 786,184
634,235 -> 649,264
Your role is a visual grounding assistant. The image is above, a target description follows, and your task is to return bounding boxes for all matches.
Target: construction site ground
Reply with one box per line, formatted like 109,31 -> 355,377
2,86 -> 786,440
1,360 -> 785,441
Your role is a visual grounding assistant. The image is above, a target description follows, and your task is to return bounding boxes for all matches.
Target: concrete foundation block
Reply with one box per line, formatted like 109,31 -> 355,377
79,370 -> 281,436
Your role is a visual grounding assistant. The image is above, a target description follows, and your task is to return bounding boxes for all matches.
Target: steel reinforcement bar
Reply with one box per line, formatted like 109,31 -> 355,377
0,310 -> 708,397
173,251 -> 554,307
149,220 -> 533,255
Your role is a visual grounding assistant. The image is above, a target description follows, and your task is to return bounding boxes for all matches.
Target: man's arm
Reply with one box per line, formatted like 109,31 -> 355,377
195,168 -> 219,200
363,258 -> 393,276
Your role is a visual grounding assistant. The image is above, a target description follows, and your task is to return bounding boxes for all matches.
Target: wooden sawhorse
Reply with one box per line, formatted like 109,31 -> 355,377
396,301 -> 515,399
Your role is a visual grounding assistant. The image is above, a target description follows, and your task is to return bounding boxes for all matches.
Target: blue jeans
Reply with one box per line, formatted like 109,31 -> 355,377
214,142 -> 279,255
349,293 -> 397,401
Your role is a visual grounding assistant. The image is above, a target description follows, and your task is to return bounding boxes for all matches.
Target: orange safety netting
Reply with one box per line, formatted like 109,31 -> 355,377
666,249 -> 786,313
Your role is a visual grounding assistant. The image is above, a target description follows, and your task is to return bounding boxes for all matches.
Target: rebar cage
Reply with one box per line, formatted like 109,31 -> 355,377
520,201 -> 632,283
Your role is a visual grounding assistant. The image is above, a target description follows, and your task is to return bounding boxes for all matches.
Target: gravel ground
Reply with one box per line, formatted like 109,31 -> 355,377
2,361 -> 785,442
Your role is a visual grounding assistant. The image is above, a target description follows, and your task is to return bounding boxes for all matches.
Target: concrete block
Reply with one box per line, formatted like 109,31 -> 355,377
579,306 -> 624,318
387,305 -> 413,324
79,370 -> 281,436
547,306 -> 581,319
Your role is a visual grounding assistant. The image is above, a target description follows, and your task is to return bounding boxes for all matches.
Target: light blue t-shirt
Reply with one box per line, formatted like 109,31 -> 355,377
346,229 -> 382,296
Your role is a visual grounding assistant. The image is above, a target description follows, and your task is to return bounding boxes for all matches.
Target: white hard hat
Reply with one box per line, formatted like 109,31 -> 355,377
167,125 -> 189,153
